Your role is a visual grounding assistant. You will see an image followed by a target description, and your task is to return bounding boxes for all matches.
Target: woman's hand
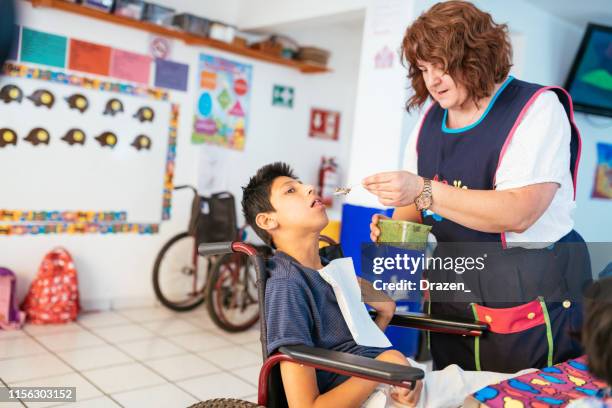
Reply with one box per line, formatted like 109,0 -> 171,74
369,214 -> 389,242
362,171 -> 424,207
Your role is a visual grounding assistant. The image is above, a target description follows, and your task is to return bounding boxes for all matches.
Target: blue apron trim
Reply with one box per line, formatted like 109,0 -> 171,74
442,76 -> 515,134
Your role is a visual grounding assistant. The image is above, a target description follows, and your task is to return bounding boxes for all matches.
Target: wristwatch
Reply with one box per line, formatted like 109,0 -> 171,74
414,178 -> 433,211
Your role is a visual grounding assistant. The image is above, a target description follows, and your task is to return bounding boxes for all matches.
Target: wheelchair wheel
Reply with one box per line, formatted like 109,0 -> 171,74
206,252 -> 259,332
188,399 -> 262,408
153,232 -> 212,311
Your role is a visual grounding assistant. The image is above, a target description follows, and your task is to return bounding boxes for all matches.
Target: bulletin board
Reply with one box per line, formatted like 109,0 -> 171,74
0,63 -> 178,235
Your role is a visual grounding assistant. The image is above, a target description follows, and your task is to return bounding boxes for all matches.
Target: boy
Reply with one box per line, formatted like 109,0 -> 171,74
241,162 -> 421,407
242,163 -> 536,407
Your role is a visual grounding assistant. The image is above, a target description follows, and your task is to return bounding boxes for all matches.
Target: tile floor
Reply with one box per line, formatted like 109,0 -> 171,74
0,307 -> 262,407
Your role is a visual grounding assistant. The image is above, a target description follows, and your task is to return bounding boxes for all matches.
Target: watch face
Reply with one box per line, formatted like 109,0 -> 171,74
416,195 -> 432,210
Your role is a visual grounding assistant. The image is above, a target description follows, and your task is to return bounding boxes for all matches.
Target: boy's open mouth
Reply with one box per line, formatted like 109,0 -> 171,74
311,197 -> 324,208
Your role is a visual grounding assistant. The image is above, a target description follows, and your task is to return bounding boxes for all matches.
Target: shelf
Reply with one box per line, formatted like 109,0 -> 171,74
29,0 -> 331,74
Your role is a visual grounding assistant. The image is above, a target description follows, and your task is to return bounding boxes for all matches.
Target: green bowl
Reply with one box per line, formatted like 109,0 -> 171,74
377,219 -> 431,247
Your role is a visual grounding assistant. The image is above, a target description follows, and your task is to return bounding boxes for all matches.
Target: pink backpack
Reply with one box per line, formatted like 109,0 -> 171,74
22,248 -> 80,324
0,267 -> 25,330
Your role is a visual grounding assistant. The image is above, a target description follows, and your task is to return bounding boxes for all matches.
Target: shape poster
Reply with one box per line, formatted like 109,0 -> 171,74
21,28 -> 67,68
592,142 -> 612,200
192,54 -> 252,150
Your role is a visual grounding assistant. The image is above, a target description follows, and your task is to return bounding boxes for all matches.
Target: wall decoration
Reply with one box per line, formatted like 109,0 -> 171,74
104,98 -> 124,115
272,84 -> 294,108
592,142 -> 612,200
133,106 -> 155,122
0,63 -> 178,235
27,89 -> 54,108
309,108 -> 341,141
0,223 -> 159,236
149,35 -> 173,60
374,46 -> 394,69
68,39 -> 112,76
110,49 -> 151,84
192,54 -> 252,150
131,135 -> 152,151
62,129 -> 86,146
154,59 -> 189,91
24,128 -> 50,146
65,94 -> 89,113
0,84 -> 23,103
20,28 -> 67,68
0,210 -> 127,223
0,128 -> 18,147
9,26 -> 20,61
95,131 -> 118,148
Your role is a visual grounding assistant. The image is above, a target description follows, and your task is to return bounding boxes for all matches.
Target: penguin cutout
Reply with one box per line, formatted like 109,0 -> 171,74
0,84 -> 23,104
103,98 -> 124,116
65,94 -> 89,113
131,135 -> 151,151
95,132 -> 118,148
133,106 -> 154,122
25,128 -> 50,146
27,89 -> 55,108
62,129 -> 86,146
0,128 -> 18,147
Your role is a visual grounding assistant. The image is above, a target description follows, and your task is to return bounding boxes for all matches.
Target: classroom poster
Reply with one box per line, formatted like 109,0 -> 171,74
68,39 -> 112,76
592,142 -> 612,200
192,54 -> 252,150
20,28 -> 67,68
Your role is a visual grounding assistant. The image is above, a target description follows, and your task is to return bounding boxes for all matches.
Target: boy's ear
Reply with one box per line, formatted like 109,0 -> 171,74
255,212 -> 278,232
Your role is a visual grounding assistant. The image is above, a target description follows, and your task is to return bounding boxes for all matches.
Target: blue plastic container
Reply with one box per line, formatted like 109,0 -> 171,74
340,203 -> 421,357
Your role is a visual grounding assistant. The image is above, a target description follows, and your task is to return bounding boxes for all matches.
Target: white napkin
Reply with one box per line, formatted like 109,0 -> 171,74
318,257 -> 392,348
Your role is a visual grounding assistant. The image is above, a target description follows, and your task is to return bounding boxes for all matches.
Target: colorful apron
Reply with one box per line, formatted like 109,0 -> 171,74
472,356 -> 610,407
416,77 -> 592,372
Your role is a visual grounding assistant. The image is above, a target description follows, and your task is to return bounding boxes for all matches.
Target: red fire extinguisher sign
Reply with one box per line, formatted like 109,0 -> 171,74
309,108 -> 340,141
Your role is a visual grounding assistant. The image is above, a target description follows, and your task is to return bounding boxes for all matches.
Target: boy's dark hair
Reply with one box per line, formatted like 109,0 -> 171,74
583,277 -> 612,385
241,162 -> 296,247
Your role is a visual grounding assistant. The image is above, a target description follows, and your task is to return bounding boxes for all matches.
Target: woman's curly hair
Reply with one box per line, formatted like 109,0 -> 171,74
401,1 -> 512,111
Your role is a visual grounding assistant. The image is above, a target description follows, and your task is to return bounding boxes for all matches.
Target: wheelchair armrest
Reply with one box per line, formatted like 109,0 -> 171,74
278,345 -> 424,387
369,310 -> 488,336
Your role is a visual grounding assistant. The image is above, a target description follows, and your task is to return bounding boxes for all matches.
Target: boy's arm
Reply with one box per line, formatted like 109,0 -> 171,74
358,278 -> 396,331
280,362 -> 379,408
281,349 -> 422,408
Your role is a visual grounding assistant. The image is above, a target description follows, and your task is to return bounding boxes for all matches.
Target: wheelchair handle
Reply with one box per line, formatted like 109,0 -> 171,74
173,184 -> 197,194
198,241 -> 259,257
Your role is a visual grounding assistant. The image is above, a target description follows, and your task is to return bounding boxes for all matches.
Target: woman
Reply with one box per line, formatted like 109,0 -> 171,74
364,1 -> 592,373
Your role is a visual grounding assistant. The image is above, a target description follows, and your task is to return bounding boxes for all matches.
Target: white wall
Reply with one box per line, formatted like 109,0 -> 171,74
345,0 -> 419,208
0,1 -> 362,308
151,0 -> 242,25
235,0 -> 367,30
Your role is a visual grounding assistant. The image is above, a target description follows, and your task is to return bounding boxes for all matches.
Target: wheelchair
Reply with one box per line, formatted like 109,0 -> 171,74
189,238 -> 488,408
